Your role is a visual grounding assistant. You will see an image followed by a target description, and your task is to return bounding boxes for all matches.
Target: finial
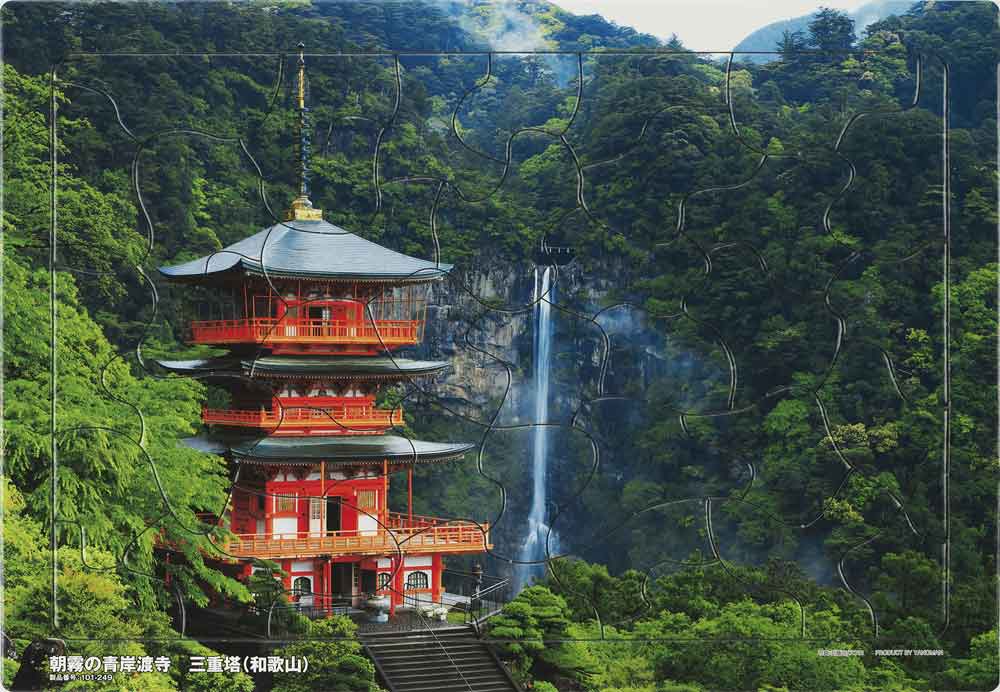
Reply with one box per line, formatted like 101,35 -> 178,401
296,42 -> 306,111
287,41 -> 322,221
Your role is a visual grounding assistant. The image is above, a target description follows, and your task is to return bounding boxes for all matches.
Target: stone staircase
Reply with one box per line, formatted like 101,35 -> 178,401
360,625 -> 521,692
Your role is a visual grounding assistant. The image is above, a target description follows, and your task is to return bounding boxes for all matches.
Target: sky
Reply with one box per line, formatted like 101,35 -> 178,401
551,0 -> 867,53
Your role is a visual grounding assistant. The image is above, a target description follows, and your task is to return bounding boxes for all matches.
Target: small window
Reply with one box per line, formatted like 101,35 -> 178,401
274,493 -> 296,513
292,576 -> 311,596
310,498 -> 322,520
377,573 -> 391,590
357,490 -> 377,512
405,572 -> 429,590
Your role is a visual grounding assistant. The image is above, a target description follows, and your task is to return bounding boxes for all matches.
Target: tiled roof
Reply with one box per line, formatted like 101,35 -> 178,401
228,435 -> 475,465
156,356 -> 449,379
159,219 -> 452,282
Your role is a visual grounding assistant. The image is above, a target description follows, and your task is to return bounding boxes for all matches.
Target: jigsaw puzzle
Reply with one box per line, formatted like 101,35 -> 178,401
3,1 -> 998,690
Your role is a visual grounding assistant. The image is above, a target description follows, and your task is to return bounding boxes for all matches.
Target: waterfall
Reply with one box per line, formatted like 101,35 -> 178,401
515,266 -> 559,592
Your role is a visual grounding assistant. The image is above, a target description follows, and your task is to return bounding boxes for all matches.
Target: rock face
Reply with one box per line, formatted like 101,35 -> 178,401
420,259 -> 596,419
424,260 -> 533,412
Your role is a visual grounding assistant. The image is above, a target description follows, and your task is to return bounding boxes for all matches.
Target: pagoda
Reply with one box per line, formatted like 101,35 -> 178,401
158,47 -> 490,616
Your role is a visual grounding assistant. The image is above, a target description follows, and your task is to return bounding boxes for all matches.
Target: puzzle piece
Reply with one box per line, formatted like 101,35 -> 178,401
11,4 -> 994,690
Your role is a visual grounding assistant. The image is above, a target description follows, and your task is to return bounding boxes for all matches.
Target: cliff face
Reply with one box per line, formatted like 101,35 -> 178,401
424,260 -> 532,412
421,259 -> 600,419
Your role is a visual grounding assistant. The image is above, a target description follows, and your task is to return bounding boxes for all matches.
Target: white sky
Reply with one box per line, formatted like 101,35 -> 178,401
552,0 -> 866,53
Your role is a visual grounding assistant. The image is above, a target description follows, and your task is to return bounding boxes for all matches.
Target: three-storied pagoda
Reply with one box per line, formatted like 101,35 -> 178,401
158,47 -> 489,615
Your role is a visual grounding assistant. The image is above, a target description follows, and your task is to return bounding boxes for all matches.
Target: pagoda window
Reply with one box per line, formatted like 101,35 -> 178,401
357,490 -> 377,515
405,572 -> 429,590
377,573 -> 391,590
274,493 -> 296,513
292,576 -> 312,596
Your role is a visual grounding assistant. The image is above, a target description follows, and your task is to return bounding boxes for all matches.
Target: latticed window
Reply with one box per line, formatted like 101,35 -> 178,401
357,490 -> 377,512
292,576 -> 311,596
405,571 -> 429,590
377,573 -> 391,590
274,493 -> 296,513
310,498 -> 322,520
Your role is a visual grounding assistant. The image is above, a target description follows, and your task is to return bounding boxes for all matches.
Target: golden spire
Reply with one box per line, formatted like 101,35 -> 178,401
287,42 -> 322,221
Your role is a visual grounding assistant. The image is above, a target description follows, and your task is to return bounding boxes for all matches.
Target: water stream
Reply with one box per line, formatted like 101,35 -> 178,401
515,266 -> 560,592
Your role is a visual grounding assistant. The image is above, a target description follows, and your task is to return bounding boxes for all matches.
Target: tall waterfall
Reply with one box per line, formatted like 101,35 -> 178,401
516,266 -> 559,592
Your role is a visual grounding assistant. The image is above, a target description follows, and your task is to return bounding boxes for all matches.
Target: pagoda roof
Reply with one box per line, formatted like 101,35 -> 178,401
157,356 -> 449,380
228,435 -> 475,466
158,219 -> 452,283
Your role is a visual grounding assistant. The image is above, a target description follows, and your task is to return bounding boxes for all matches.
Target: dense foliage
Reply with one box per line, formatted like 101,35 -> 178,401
3,1 -> 996,691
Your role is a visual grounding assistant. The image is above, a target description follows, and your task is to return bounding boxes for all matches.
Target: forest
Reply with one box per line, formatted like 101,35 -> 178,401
2,1 -> 998,690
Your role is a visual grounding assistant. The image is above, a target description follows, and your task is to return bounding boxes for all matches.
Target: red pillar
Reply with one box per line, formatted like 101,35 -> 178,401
389,556 -> 398,616
407,466 -> 413,524
324,558 -> 332,616
432,555 -> 442,604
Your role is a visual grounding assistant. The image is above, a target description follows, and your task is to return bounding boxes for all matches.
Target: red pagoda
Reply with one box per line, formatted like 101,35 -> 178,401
158,48 -> 490,616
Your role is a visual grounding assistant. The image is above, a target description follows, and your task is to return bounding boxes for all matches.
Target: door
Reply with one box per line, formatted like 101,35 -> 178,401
330,563 -> 353,603
283,304 -> 298,337
308,304 -> 332,337
330,301 -> 356,336
309,497 -> 323,537
326,496 -> 342,533
361,569 -> 376,595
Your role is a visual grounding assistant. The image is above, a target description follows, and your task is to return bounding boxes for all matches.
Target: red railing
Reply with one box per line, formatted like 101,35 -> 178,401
189,318 -> 423,346
225,516 -> 491,559
385,511 -> 449,530
202,403 -> 403,431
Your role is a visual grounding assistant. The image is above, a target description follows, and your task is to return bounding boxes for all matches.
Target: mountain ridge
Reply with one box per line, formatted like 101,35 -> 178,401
733,0 -> 916,62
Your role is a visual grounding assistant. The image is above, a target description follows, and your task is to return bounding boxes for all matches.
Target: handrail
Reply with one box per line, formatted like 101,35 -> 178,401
202,404 -> 404,428
466,578 -> 511,626
225,520 -> 491,559
189,317 -> 424,345
475,578 -> 509,600
385,511 -> 451,528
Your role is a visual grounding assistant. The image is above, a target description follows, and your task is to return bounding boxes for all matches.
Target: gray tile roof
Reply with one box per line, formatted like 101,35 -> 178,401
229,434 -> 475,465
159,219 -> 452,282
157,356 -> 449,379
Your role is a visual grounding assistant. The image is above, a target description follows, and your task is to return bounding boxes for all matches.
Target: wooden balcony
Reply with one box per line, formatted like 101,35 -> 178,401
224,513 -> 491,560
188,318 -> 423,349
202,403 -> 403,434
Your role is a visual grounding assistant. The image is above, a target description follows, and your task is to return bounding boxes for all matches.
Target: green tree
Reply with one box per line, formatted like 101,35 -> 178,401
807,8 -> 855,52
487,585 -> 596,687
938,629 -> 999,691
270,616 -> 380,692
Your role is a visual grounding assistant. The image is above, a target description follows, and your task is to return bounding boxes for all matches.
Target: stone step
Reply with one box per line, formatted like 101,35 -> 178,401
361,625 -> 520,692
